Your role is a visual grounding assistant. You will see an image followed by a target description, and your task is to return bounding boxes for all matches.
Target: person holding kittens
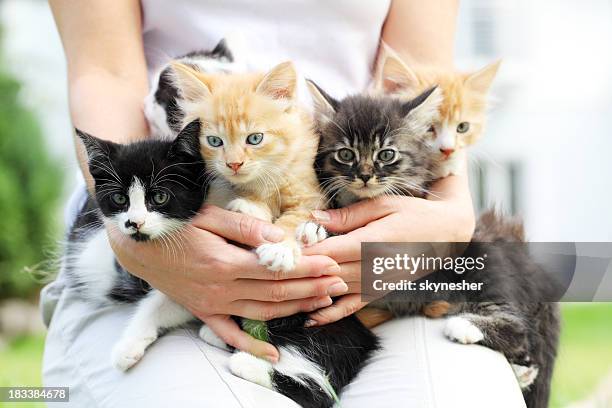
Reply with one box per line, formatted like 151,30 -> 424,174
43,0 -> 527,406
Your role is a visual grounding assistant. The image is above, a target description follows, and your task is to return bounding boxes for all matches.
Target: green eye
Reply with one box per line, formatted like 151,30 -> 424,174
207,136 -> 223,147
246,133 -> 264,145
111,193 -> 127,206
378,149 -> 396,163
336,148 -> 355,163
457,122 -> 470,133
152,191 -> 169,205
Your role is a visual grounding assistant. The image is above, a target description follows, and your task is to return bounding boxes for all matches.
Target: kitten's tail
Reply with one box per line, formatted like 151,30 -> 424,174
272,346 -> 338,408
474,208 -> 525,242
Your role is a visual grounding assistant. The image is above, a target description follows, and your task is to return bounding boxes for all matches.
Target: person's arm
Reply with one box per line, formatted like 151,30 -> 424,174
50,0 -> 345,361
304,0 -> 474,326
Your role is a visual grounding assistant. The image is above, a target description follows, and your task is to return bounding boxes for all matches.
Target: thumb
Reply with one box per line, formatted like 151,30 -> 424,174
193,205 -> 285,247
311,199 -> 398,233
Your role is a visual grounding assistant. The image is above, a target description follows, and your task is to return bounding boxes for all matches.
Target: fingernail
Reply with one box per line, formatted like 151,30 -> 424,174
325,264 -> 341,275
311,210 -> 330,222
262,225 -> 285,242
304,319 -> 318,328
327,281 -> 348,296
315,296 -> 333,309
264,353 -> 279,363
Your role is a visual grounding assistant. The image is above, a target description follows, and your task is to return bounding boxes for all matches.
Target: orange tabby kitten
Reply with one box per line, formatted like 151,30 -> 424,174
375,44 -> 501,177
170,61 -> 325,272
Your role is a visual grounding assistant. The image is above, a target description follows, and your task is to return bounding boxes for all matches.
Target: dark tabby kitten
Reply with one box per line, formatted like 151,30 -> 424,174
64,120 -> 207,371
308,80 -> 560,408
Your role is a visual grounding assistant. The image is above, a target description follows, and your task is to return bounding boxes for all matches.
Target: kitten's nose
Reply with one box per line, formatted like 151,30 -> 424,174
440,148 -> 455,158
226,162 -> 244,173
359,174 -> 372,184
125,220 -> 144,230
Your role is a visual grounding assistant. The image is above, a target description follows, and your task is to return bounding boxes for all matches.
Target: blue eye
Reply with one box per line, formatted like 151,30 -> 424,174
457,122 -> 470,133
207,136 -> 223,147
111,193 -> 127,206
246,133 -> 264,145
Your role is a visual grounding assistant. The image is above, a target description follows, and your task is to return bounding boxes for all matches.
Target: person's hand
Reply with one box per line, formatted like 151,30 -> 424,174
303,155 -> 475,326
108,205 -> 347,362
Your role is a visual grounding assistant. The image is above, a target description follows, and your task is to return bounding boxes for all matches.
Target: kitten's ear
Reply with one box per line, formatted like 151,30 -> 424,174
256,61 -> 297,100
306,79 -> 338,119
75,128 -> 116,162
170,62 -> 212,101
169,119 -> 202,158
376,44 -> 420,93
401,86 -> 443,125
465,60 -> 501,94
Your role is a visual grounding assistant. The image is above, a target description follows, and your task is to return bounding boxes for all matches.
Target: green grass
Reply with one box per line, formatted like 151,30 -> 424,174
0,304 -> 610,407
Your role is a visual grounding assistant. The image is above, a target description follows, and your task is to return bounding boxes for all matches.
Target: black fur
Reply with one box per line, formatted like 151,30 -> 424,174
310,83 -> 561,408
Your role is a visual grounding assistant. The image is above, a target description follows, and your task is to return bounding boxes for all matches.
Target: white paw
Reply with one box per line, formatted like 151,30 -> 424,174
296,221 -> 327,247
229,351 -> 273,389
256,242 -> 299,272
511,364 -> 539,389
111,335 -> 157,371
443,316 -> 484,344
199,325 -> 229,351
225,198 -> 271,222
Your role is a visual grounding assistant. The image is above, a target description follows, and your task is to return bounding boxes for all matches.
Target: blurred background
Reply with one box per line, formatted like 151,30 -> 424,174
0,0 -> 610,407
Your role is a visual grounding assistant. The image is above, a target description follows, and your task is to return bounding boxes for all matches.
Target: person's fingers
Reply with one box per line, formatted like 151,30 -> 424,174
336,261 -> 361,284
302,233 -> 363,264
234,276 -> 348,302
310,197 -> 402,233
305,294 -> 368,327
231,296 -> 333,321
192,205 -> 285,247
201,315 -> 279,362
229,251 -> 340,281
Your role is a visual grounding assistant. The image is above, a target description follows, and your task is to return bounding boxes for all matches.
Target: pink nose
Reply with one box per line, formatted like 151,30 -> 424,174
440,148 -> 455,159
226,162 -> 244,173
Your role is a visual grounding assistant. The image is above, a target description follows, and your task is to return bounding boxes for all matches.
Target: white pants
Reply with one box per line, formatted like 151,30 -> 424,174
41,281 -> 526,408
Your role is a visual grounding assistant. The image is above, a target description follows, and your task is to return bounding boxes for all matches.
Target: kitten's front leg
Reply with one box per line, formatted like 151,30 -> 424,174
295,221 -> 327,247
111,290 -> 193,371
225,198 -> 273,222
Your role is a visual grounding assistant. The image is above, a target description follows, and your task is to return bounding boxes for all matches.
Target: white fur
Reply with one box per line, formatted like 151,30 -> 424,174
256,242 -> 299,273
144,87 -> 174,140
225,198 -> 273,222
511,364 -> 539,389
111,290 -> 192,371
274,346 -> 333,399
229,352 -> 274,389
443,316 -> 485,344
433,123 -> 456,152
296,221 -> 327,247
198,325 -> 230,351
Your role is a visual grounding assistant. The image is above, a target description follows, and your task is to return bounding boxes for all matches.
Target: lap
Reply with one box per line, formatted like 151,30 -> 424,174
42,283 -> 525,408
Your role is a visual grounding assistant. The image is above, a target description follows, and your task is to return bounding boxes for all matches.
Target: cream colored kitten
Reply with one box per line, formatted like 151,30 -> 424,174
375,44 -> 500,177
170,61 -> 325,272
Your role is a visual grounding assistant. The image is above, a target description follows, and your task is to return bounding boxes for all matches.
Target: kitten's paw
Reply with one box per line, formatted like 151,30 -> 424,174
229,351 -> 273,389
225,198 -> 272,222
511,364 -> 539,389
443,316 -> 484,344
296,221 -> 327,247
199,325 -> 230,351
256,241 -> 299,272
111,335 -> 157,371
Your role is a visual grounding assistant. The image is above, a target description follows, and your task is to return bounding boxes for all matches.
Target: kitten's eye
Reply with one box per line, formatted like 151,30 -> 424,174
428,125 -> 436,134
152,191 -> 169,206
207,136 -> 223,147
457,122 -> 470,133
378,149 -> 397,163
336,148 -> 355,164
246,133 -> 264,145
111,193 -> 127,206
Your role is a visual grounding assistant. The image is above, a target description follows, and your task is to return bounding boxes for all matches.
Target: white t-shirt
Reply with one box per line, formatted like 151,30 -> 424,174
141,0 -> 391,98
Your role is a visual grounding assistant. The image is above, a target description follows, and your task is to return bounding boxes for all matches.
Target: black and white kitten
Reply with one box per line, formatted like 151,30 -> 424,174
307,81 -> 561,408
65,120 -> 207,371
145,38 -> 245,139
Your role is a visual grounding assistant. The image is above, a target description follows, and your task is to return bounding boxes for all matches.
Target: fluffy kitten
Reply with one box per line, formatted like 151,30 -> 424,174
309,81 -> 560,408
375,44 -> 500,177
65,120 -> 207,371
145,38 -> 246,139
169,60 -> 323,271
